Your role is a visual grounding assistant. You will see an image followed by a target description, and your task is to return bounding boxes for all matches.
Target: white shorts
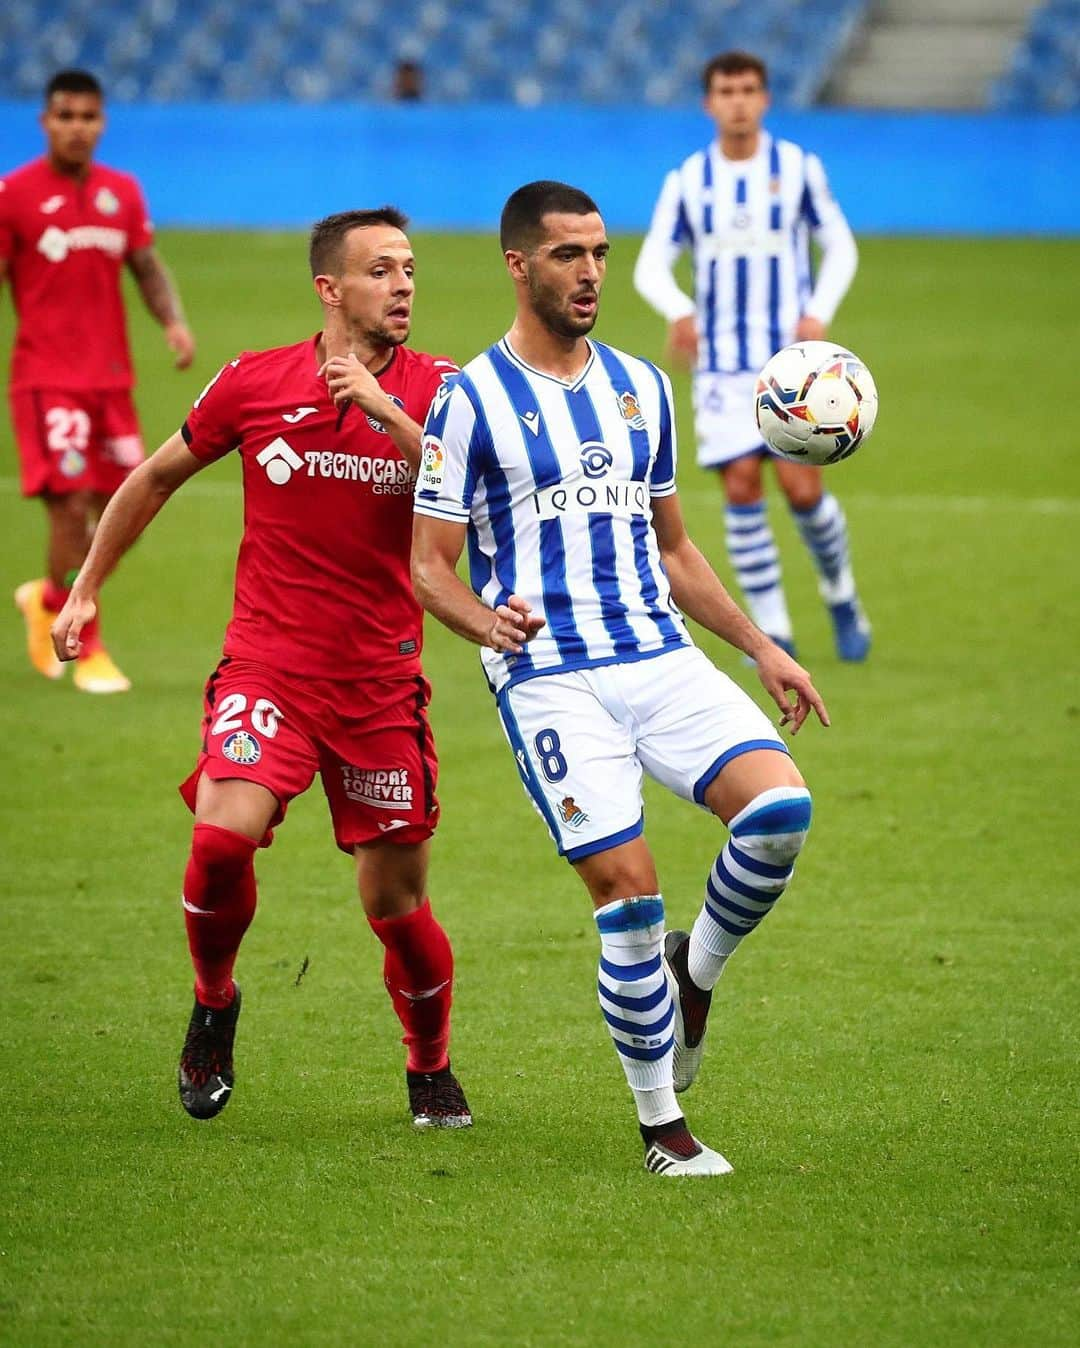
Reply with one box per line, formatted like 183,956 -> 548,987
496,645 -> 789,862
693,372 -> 770,469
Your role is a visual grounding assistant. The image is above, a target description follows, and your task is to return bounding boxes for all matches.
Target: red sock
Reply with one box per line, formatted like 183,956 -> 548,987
183,822 -> 258,1009
42,579 -> 101,655
41,579 -> 69,613
368,898 -> 454,1073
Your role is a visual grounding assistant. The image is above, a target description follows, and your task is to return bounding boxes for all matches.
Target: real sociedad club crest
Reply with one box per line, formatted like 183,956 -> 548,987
366,394 -> 404,434
560,796 -> 589,829
222,731 -> 261,765
617,391 -> 647,430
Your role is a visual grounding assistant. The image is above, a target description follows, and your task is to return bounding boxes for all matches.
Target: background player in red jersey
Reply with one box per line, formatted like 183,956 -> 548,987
49,207 -> 471,1128
2,69 -> 195,694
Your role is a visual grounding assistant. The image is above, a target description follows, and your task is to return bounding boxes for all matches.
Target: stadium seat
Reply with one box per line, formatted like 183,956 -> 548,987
992,0 -> 1080,110
0,0 -> 873,106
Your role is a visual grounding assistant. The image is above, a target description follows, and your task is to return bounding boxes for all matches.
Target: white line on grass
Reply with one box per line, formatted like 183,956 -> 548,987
0,475 -> 1076,513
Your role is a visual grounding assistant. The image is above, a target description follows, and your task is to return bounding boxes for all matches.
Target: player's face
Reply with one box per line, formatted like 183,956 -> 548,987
336,225 -> 416,347
41,92 -> 105,169
705,71 -> 769,138
520,212 -> 609,340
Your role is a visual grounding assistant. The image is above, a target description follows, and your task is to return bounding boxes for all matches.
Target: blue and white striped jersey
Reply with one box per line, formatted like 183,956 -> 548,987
634,132 -> 857,375
414,336 -> 692,693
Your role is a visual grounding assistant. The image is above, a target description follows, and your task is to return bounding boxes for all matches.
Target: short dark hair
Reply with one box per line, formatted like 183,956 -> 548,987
500,180 -> 601,253
308,206 -> 409,277
702,50 -> 769,92
46,69 -> 104,102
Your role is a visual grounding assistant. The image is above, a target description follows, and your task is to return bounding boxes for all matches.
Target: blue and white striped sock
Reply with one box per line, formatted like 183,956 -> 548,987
687,787 -> 813,991
725,501 -> 793,641
791,492 -> 855,605
595,896 -> 681,1128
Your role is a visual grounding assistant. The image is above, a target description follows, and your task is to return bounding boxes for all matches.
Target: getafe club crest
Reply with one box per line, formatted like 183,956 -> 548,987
59,449 -> 86,478
222,731 -> 261,765
617,391 -> 647,430
95,187 -> 120,216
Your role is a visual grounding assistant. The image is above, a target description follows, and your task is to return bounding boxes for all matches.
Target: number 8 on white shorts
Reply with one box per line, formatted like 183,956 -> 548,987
496,646 -> 788,864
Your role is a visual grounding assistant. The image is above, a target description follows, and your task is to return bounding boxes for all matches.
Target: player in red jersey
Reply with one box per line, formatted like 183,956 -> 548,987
2,69 -> 195,694
50,207 -> 471,1128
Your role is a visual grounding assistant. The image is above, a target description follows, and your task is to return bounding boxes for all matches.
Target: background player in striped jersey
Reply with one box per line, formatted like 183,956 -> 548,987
634,50 -> 870,662
50,208 -> 470,1130
2,69 -> 195,694
412,180 -> 827,1176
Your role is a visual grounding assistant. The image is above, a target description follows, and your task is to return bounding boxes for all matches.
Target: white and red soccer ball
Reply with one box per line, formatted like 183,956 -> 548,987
754,341 -> 878,465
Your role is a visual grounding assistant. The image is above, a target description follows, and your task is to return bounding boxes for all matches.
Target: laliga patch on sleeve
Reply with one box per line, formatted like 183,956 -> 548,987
420,435 -> 445,487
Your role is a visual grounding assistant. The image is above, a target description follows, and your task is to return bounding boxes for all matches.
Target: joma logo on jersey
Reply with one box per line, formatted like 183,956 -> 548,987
533,480 -> 649,521
341,767 -> 414,809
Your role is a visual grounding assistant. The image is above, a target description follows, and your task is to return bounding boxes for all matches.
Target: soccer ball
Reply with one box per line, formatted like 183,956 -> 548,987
754,341 -> 878,465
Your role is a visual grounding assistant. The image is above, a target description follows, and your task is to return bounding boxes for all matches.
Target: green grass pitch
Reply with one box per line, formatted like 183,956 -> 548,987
0,233 -> 1077,1346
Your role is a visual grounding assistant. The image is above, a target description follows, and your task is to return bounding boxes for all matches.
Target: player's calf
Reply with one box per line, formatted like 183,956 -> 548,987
675,787 -> 813,1091
367,897 -> 454,1075
182,822 -> 258,1008
593,894 -> 731,1176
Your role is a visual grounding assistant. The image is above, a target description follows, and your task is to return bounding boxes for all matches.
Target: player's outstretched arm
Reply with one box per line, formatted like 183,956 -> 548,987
411,515 -> 544,653
652,493 -> 830,732
126,247 -> 195,369
51,432 -> 205,661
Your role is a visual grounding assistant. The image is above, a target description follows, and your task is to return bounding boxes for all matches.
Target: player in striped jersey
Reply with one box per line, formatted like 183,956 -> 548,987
413,181 -> 827,1177
634,50 -> 870,662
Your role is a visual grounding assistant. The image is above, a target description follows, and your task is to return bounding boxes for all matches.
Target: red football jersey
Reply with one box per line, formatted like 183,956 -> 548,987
0,158 -> 154,392
182,336 -> 456,682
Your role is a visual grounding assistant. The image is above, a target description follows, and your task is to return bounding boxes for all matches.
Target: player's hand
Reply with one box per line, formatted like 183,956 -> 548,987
165,321 -> 196,370
487,594 -> 545,654
667,316 -> 698,369
795,315 -> 826,342
50,590 -> 98,662
320,353 -> 384,413
753,642 -> 830,734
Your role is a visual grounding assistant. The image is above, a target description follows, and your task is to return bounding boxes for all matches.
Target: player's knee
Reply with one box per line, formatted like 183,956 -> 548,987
576,849 -> 659,908
190,821 -> 257,882
730,786 -> 812,866
44,490 -> 92,530
355,842 -> 428,918
786,483 -> 823,512
721,460 -> 763,507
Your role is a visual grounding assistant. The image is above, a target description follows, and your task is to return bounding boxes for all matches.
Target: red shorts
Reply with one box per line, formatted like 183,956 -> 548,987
179,658 -> 440,853
9,387 -> 144,497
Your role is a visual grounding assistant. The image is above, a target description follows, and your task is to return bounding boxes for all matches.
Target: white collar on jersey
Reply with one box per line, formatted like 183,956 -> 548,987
713,130 -> 772,169
500,335 -> 596,391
